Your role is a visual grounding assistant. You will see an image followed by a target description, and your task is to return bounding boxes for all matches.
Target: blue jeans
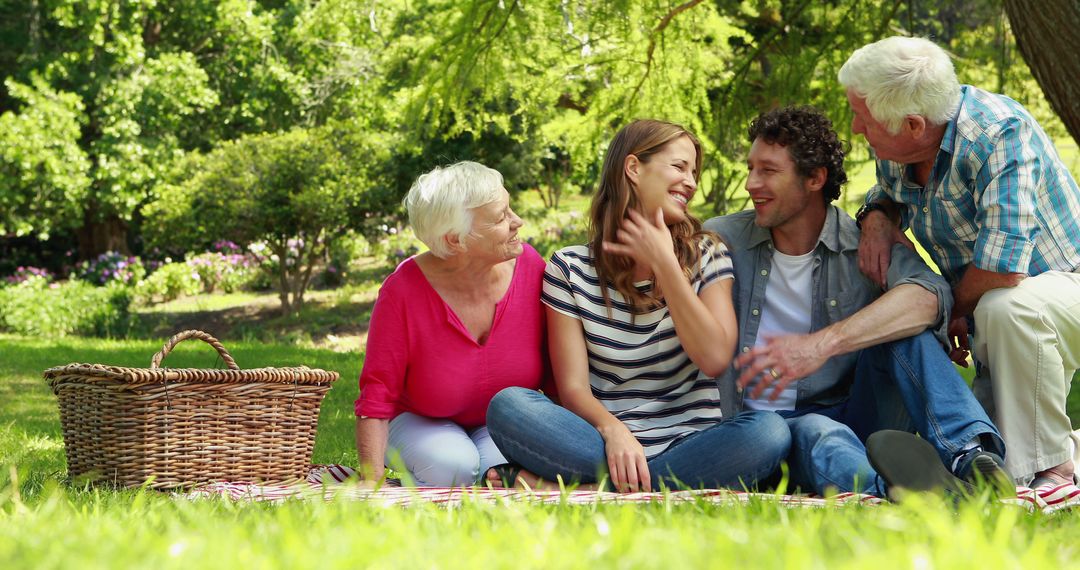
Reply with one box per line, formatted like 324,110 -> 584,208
487,386 -> 791,490
782,331 -> 1005,496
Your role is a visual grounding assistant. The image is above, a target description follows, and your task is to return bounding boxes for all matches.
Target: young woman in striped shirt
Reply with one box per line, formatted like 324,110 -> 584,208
486,120 -> 790,492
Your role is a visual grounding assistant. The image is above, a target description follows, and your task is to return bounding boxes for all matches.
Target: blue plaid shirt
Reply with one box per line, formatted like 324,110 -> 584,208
865,85 -> 1080,285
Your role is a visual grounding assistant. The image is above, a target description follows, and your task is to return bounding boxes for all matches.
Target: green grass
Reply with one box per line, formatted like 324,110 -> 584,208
3,333 -> 1080,568
5,162 -> 1080,566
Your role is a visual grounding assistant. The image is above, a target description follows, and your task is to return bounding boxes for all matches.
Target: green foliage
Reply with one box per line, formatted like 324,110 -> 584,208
143,124 -> 390,314
0,279 -> 132,338
2,0 -> 1077,262
521,210 -> 590,260
91,50 -> 219,218
320,231 -> 370,288
364,226 -> 423,267
0,76 -> 90,238
132,262 -> 202,306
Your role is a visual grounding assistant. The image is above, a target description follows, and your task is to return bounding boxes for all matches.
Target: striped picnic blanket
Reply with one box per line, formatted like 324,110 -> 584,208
182,465 -> 1080,514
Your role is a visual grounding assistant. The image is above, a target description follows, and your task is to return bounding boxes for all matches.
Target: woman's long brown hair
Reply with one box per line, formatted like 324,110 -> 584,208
588,119 -> 709,315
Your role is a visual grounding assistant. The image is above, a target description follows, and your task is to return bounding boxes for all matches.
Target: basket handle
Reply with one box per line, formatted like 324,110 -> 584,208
151,330 -> 240,370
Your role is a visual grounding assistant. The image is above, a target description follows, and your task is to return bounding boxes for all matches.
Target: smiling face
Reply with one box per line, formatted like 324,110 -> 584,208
745,138 -> 819,230
627,135 -> 698,225
463,188 -> 523,262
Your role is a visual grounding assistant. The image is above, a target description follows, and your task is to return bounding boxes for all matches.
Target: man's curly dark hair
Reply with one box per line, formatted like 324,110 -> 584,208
747,106 -> 848,203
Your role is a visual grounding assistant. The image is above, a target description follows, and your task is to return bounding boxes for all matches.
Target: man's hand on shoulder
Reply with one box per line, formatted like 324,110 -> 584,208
857,210 -> 904,288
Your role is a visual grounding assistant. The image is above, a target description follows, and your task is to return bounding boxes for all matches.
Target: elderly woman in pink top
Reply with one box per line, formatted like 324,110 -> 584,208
355,161 -> 552,486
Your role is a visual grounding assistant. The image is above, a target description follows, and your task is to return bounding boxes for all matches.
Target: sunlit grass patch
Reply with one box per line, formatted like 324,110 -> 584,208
0,478 -> 1076,569
3,334 -> 1079,568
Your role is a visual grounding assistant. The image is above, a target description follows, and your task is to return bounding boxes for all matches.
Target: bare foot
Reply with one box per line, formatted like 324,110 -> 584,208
483,467 -> 597,491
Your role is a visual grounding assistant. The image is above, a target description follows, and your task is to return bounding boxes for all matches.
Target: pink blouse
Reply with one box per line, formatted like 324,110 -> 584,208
354,244 -> 552,428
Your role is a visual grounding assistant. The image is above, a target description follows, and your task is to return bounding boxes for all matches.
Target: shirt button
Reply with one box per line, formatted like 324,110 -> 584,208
760,269 -> 768,276
922,206 -> 929,213
742,346 -> 750,353
752,308 -> 760,316
830,299 -> 838,307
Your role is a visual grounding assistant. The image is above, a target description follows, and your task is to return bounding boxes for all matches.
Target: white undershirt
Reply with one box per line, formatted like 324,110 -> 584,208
743,249 -> 814,412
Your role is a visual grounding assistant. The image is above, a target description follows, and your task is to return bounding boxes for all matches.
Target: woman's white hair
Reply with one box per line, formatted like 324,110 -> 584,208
838,36 -> 962,134
403,161 -> 505,258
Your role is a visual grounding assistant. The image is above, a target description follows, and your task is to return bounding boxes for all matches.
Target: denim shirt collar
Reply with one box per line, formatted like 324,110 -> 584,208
740,206 -> 857,255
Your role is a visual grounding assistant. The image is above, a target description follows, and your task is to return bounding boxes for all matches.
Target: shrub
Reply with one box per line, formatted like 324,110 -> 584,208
133,246 -> 262,305
186,251 -> 259,293
318,232 -> 369,288
369,225 -> 423,266
3,266 -> 53,285
143,125 -> 394,315
75,251 -> 146,286
522,210 -> 588,259
0,278 -> 133,337
133,261 -> 201,305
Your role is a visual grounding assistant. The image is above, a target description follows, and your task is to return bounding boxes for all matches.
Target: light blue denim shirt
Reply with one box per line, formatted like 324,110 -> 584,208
703,206 -> 953,418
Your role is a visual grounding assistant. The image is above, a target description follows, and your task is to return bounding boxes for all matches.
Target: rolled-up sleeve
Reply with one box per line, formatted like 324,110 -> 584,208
885,243 -> 953,345
354,285 -> 407,419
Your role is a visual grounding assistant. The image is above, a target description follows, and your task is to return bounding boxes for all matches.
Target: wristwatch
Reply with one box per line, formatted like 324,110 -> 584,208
855,202 -> 891,230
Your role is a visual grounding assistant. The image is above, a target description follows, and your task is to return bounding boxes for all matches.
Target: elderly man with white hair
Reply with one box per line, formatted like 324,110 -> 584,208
841,36 -> 1080,491
354,161 -> 553,487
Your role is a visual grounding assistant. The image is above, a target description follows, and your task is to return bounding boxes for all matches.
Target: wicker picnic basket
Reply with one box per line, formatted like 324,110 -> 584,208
43,330 -> 339,489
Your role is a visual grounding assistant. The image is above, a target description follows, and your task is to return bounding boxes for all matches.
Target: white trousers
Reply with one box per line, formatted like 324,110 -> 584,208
971,270 -> 1080,484
386,412 -> 507,487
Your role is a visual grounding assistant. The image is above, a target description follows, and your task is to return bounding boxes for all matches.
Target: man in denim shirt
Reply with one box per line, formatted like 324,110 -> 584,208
704,106 -> 1005,497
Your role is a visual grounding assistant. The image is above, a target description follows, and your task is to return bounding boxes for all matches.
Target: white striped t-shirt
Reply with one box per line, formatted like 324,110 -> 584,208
541,236 -> 734,458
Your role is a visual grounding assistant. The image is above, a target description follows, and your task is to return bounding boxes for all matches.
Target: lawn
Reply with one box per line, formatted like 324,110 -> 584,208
4,157 -> 1080,567
2,331 -> 1080,568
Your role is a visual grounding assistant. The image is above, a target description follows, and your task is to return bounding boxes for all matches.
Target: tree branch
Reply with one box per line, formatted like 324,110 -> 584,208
627,0 -> 705,110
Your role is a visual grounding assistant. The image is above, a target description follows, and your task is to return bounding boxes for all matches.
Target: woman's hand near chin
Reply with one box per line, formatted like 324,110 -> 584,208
601,208 -> 679,276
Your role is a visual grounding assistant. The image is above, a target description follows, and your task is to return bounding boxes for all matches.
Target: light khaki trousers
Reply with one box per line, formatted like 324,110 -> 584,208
971,270 -> 1080,484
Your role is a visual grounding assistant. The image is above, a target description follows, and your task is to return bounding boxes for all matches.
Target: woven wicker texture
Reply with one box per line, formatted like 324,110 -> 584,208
43,330 -> 340,489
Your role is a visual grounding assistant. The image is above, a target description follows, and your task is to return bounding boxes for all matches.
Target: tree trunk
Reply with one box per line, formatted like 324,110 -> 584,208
271,241 -> 293,316
75,211 -> 130,261
1003,0 -> 1080,145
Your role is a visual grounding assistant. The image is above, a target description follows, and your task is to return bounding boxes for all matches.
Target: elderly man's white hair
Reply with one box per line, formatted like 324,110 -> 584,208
838,36 -> 962,134
404,161 -> 505,258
